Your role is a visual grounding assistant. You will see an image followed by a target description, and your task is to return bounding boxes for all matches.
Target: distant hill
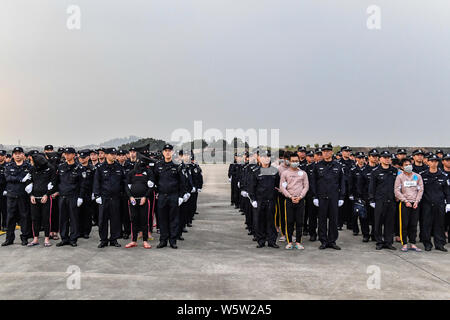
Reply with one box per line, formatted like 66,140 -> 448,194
79,135 -> 142,150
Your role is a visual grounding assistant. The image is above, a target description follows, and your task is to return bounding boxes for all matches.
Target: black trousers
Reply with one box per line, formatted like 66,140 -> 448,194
78,199 -> 93,237
148,191 -> 157,233
120,197 -> 131,236
30,200 -> 51,238
286,199 -> 305,243
317,197 -> 339,246
0,194 -> 7,229
367,203 -> 375,237
6,196 -> 31,243
374,200 -> 394,246
158,193 -> 179,245
59,196 -> 79,243
398,203 -> 419,245
255,199 -> 277,246
278,194 -> 287,237
98,197 -> 121,242
394,201 -> 400,237
190,191 -> 198,222
50,196 -> 59,233
178,200 -> 190,237
421,201 -> 446,248
338,195 -> 352,228
243,197 -> 252,231
306,195 -> 318,237
232,180 -> 239,206
129,199 -> 150,242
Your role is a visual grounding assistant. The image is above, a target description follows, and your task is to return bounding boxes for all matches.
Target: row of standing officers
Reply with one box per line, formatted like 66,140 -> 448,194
229,145 -> 450,252
0,144 -> 203,249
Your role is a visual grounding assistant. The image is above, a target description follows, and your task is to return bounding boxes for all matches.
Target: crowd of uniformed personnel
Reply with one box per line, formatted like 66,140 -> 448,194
0,143 -> 203,249
228,145 -> 450,252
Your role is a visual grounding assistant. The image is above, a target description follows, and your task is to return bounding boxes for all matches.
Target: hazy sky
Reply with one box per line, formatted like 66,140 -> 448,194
1,0 -> 449,147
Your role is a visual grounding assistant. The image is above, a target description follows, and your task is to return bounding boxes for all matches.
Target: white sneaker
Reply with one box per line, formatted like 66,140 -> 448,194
279,236 -> 286,242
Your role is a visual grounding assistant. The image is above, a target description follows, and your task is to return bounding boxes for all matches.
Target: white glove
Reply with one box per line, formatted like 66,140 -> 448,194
338,200 -> 344,207
197,188 -> 202,193
25,183 -> 33,194
47,182 -> 54,191
446,204 -> 450,213
77,198 -> 83,207
282,182 -> 288,189
191,187 -> 196,193
91,193 -> 95,200
237,182 -> 240,188
228,178 -> 232,183
349,196 -> 354,201
95,197 -> 102,205
370,202 -> 376,209
178,198 -> 183,206
2,191 -> 6,196
183,193 -> 190,202
251,201 -> 258,208
21,173 -> 31,183
313,199 -> 319,207
147,180 -> 154,188
128,184 -> 132,190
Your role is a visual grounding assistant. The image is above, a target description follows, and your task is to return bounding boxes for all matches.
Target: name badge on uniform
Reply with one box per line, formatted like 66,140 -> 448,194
404,181 -> 417,187
297,171 -> 303,177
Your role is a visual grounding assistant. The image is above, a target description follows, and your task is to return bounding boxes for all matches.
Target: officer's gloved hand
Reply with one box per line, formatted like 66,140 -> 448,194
313,199 -> 319,207
370,202 -> 376,208
197,188 -> 202,193
183,193 -> 190,202
191,187 -> 196,193
77,198 -> 83,207
240,191 -> 246,197
338,200 -> 344,207
349,195 -> 354,201
2,191 -> 6,196
47,182 -> 54,191
147,180 -> 154,188
21,173 -> 31,183
25,183 -> 33,194
178,197 -> 183,206
95,197 -> 102,205
228,178 -> 231,183
251,201 -> 258,208
446,204 -> 450,213
237,182 -> 240,188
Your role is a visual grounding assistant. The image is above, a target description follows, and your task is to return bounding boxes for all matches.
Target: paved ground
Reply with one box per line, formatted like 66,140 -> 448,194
0,164 -> 448,300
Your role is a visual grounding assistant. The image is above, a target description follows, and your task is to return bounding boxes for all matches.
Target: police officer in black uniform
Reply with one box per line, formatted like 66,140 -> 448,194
0,150 -> 7,231
177,150 -> 193,240
55,147 -> 83,247
188,152 -> 203,224
77,149 -> 95,239
2,147 -> 33,246
368,150 -> 398,250
304,150 -> 318,241
117,149 -> 133,239
420,154 -> 449,251
310,144 -> 345,250
93,147 -> 126,248
153,144 -> 187,249
338,146 -> 353,231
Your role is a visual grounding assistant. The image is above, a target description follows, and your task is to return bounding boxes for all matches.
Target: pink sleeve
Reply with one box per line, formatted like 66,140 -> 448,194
300,172 -> 309,199
280,172 -> 291,199
394,176 -> 406,203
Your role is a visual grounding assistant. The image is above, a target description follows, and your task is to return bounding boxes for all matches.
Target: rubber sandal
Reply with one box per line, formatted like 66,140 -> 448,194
143,242 -> 152,249
125,242 -> 138,248
401,246 -> 408,252
285,243 -> 293,250
295,243 -> 305,250
27,242 -> 39,247
410,246 -> 422,252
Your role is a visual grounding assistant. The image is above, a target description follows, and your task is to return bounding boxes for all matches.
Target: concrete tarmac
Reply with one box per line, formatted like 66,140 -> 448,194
0,164 -> 448,299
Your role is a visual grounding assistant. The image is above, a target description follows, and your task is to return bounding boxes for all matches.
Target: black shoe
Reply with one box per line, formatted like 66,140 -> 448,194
56,241 -> 70,247
122,234 -> 129,240
70,242 -> 77,247
309,235 -> 317,242
178,236 -> 184,241
170,244 -> 178,249
424,245 -> 432,252
247,231 -> 253,236
21,239 -> 28,246
252,236 -> 257,242
256,243 -> 265,248
234,206 -> 239,209
435,246 -> 448,252
353,232 -> 359,236
370,235 -> 376,242
328,244 -> 341,250
303,230 -> 309,236
319,243 -> 327,250
362,237 -> 370,243
195,212 -> 199,215
384,244 -> 396,250
1,241 -> 13,247
182,228 -> 188,233
83,234 -> 90,239
187,223 -> 192,227
98,242 -> 108,248
376,244 -> 383,250
157,242 -> 167,249
110,241 -> 121,247
268,243 -> 279,248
